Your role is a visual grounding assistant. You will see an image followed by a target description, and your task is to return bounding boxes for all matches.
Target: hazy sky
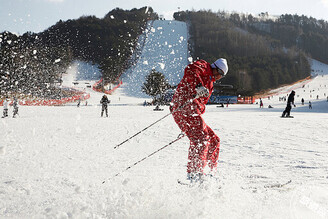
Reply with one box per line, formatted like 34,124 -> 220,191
1,0 -> 328,34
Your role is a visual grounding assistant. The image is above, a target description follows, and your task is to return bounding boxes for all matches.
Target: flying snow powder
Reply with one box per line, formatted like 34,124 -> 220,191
54,59 -> 61,63
159,63 -> 165,69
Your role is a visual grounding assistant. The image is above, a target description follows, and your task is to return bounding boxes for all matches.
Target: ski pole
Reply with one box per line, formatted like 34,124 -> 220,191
114,111 -> 172,149
103,134 -> 185,184
114,97 -> 195,149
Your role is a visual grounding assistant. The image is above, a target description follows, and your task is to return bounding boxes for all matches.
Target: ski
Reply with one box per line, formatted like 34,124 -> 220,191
241,180 -> 292,190
264,179 -> 292,188
177,179 -> 190,186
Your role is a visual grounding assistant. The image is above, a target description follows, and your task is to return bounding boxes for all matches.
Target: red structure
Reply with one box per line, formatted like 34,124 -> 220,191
237,96 -> 255,104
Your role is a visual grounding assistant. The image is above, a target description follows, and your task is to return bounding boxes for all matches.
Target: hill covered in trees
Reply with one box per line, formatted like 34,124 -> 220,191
0,7 -> 157,98
2,7 -> 328,98
174,10 -> 328,95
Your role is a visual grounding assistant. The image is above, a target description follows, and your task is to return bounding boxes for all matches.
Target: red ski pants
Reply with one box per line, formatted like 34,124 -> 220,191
172,107 -> 220,174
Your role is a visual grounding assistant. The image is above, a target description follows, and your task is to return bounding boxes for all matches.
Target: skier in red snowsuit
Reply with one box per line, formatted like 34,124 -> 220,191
171,58 -> 228,182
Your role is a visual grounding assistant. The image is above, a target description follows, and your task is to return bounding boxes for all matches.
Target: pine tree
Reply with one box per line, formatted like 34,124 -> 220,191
142,69 -> 170,104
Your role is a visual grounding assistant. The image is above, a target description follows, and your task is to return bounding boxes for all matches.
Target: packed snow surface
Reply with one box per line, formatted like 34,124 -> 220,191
1,20 -> 328,218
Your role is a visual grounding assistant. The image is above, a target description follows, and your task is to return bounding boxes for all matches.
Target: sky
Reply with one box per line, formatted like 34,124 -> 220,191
1,0 -> 328,34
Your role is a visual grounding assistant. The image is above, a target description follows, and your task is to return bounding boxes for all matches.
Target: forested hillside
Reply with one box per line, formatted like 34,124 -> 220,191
174,10 -> 319,95
2,7 -> 328,98
0,7 -> 157,98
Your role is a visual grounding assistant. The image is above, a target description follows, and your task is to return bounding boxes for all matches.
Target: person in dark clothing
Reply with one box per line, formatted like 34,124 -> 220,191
12,97 -> 19,118
100,95 -> 110,117
77,98 -> 81,107
2,97 -> 9,118
301,98 -> 304,105
259,98 -> 263,108
282,90 -> 296,117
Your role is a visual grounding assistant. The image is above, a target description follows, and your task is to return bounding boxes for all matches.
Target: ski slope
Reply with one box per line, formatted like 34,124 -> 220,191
1,20 -> 328,218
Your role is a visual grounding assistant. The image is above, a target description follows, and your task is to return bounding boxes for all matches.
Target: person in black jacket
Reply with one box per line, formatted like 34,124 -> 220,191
12,97 -> 19,118
282,90 -> 296,117
100,95 -> 110,117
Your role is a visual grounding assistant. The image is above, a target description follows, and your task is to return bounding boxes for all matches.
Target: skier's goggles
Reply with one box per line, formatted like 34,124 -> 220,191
213,63 -> 226,77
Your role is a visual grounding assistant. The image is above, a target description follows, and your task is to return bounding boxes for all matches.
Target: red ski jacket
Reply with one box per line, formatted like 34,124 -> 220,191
171,60 -> 215,114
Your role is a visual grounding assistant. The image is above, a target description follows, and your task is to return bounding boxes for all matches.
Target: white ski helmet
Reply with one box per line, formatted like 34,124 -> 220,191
211,58 -> 228,76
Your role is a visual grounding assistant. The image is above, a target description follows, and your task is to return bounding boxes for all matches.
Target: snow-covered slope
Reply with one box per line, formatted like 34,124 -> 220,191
1,21 -> 328,218
310,59 -> 328,76
119,20 -> 189,98
61,60 -> 102,88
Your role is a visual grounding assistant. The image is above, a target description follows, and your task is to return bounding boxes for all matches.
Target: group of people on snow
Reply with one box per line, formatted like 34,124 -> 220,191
1,95 -> 111,118
2,56 -> 327,186
1,97 -> 19,118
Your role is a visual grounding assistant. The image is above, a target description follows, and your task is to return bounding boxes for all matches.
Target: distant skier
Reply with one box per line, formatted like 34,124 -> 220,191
2,97 -> 9,118
260,98 -> 263,108
309,101 -> 312,109
282,90 -> 296,117
301,98 -> 304,105
100,95 -> 110,117
12,97 -> 19,118
171,58 -> 228,183
77,98 -> 81,107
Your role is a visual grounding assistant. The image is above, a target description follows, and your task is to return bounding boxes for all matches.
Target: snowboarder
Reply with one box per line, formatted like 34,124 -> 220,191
12,97 -> 19,118
2,97 -> 9,118
100,95 -> 110,117
282,90 -> 296,117
170,58 -> 228,183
